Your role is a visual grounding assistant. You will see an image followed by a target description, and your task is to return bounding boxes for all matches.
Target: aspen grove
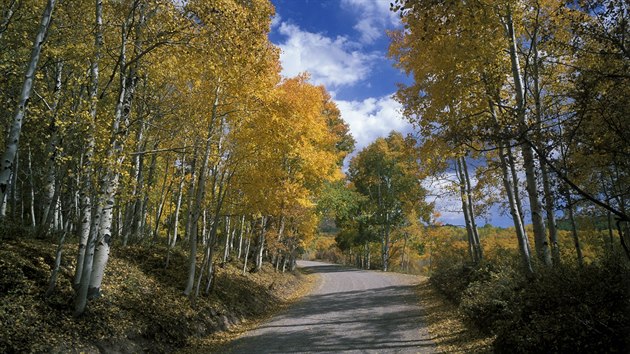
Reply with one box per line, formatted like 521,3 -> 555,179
0,0 -> 352,316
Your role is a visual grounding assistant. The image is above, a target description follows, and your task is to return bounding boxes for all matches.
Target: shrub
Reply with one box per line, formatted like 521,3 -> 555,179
430,263 -> 471,303
493,259 -> 630,353
431,254 -> 630,352
459,264 -> 523,333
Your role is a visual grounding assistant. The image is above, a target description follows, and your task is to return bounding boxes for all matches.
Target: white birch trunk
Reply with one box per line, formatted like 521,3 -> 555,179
171,154 -> 187,247
0,0 -> 56,202
255,216 -> 267,272
74,0 -> 102,291
123,127 -> 145,245
27,146 -> 36,228
74,209 -> 99,316
503,6 -> 550,266
490,101 -> 533,275
500,143 -> 534,275
40,62 -> 63,234
139,142 -> 158,241
0,0 -> 17,42
462,157 -> 482,261
222,216 -> 231,263
88,20 -> 134,298
184,144 -> 199,243
457,157 -> 477,263
184,85 -> 221,295
153,155 -> 171,243
242,232 -> 251,275
237,215 -> 245,259
382,218 -> 391,272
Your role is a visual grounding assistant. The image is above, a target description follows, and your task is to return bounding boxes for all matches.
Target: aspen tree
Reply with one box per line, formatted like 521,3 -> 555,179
0,0 -> 56,207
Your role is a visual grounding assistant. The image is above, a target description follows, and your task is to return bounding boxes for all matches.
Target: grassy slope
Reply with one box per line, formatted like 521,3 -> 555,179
0,236 -> 313,353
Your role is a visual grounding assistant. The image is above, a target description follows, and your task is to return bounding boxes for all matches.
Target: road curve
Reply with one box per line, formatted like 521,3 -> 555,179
225,260 -> 436,353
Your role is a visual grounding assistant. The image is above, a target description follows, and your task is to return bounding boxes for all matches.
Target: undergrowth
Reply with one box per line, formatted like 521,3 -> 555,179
0,236 -> 308,353
431,253 -> 630,352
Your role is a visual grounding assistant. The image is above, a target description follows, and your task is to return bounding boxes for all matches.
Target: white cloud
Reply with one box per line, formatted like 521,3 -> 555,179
336,94 -> 412,154
341,0 -> 401,44
271,14 -> 282,29
276,22 -> 375,88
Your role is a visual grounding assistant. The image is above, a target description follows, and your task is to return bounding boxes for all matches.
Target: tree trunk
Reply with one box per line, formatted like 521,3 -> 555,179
0,0 -> 56,202
462,157 -> 482,261
87,20 -> 135,299
366,242 -> 371,270
503,6 -> 550,266
381,216 -> 391,272
74,213 -> 99,316
501,143 -> 534,276
184,144 -> 199,243
27,146 -> 36,228
184,86 -> 220,295
152,153 -> 171,243
490,101 -> 533,276
401,232 -> 408,270
45,228 -> 67,297
255,216 -> 267,272
237,215 -> 245,259
5,151 -> 18,219
530,13 -> 560,266
123,124 -> 146,246
42,171 -> 62,237
507,145 -> 526,230
0,0 -> 18,42
201,214 -> 222,295
222,216 -> 231,264
457,156 -> 477,263
73,0 -> 102,293
541,162 -> 560,264
40,62 -> 64,235
565,189 -> 584,267
171,154 -> 186,247
139,141 -> 157,241
242,231 -> 251,275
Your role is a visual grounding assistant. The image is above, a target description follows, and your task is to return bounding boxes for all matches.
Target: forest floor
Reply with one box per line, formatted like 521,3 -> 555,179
0,235 -> 315,353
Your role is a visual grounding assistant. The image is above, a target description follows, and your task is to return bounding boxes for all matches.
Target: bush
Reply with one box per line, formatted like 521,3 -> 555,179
430,255 -> 630,352
429,263 -> 471,303
459,264 -> 523,333
493,259 -> 630,353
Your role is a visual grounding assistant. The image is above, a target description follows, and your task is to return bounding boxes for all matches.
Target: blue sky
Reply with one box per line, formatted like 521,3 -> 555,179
268,0 -> 513,228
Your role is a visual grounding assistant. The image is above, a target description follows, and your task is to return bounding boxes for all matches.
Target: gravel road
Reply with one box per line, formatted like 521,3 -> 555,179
225,260 -> 436,353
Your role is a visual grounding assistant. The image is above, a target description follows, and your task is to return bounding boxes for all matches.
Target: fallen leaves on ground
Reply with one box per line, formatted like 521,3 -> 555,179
416,280 -> 494,353
0,237 -> 313,353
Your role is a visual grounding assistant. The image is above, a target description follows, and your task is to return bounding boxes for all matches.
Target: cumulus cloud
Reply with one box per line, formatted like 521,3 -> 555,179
336,94 -> 412,154
276,22 -> 376,88
341,0 -> 401,44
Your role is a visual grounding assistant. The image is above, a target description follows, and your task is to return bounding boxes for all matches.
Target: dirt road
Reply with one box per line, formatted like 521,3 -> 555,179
225,260 -> 436,353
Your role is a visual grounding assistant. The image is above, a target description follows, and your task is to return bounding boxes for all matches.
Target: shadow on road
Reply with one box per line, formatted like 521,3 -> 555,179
299,264 -> 362,274
227,263 -> 435,353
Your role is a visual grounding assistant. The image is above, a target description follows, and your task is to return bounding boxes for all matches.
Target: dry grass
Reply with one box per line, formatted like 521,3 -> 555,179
416,280 -> 494,353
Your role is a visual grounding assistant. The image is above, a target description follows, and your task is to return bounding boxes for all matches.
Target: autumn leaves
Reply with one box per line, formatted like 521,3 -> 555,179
0,0 -> 351,315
